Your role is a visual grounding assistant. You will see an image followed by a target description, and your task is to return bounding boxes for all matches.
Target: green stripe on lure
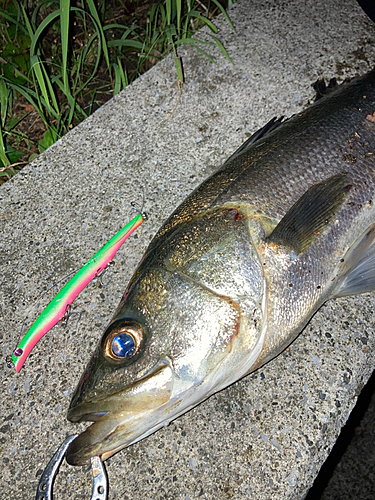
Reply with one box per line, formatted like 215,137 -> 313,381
11,213 -> 144,372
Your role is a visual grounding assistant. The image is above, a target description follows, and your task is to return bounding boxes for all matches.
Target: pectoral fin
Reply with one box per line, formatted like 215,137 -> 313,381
267,174 -> 351,254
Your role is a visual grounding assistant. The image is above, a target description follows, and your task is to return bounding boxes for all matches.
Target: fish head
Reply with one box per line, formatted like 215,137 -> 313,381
67,209 -> 265,465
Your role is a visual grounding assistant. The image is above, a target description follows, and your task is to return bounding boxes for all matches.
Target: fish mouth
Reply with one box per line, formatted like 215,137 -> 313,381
66,361 -> 174,465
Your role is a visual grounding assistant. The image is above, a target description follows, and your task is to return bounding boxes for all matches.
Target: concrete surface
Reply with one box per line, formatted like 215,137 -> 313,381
1,0 -> 375,498
309,371 -> 375,499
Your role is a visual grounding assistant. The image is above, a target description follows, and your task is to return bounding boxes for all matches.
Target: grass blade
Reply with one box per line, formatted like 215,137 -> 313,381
210,35 -> 232,62
60,0 -> 71,96
0,79 -> 8,127
30,55 -> 53,114
113,62 -> 121,95
186,11 -> 218,33
174,54 -> 184,83
117,56 -> 128,88
29,10 -> 61,57
176,0 -> 182,33
74,32 -> 101,93
165,25 -> 184,83
53,78 -> 87,119
19,3 -> 35,39
3,80 -> 40,113
85,0 -> 110,69
210,0 -> 235,30
108,40 -> 147,51
166,0 -> 172,26
174,37 -> 212,47
71,6 -> 103,93
0,121 -> 10,167
175,39 -> 216,63
41,66 -> 60,114
113,60 -> 130,96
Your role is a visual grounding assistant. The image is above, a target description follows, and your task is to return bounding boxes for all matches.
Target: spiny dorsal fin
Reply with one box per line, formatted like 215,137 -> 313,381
267,174 -> 351,255
313,77 -> 339,101
223,117 -> 284,166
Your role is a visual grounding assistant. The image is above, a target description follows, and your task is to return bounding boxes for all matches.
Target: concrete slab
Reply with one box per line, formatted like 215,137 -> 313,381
312,371 -> 375,499
1,0 -> 375,498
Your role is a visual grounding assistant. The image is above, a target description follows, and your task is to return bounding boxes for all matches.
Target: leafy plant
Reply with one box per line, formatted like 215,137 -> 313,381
0,0 -> 234,182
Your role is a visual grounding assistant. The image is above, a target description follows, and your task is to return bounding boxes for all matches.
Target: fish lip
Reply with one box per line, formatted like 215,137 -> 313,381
67,357 -> 174,422
67,398 -> 108,423
66,360 -> 174,465
67,409 -> 108,423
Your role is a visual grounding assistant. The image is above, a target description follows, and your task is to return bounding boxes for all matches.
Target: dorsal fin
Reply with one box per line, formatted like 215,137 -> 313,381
313,78 -> 339,101
223,117 -> 284,166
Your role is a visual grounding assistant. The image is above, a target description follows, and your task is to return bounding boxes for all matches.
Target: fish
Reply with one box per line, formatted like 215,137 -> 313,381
66,69 -> 375,466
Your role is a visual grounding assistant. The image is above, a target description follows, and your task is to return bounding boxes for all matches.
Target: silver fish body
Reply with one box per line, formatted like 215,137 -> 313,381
66,70 -> 375,465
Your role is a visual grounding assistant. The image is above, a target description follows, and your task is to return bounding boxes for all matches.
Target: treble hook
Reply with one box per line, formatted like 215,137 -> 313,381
61,305 -> 82,328
35,434 -> 108,500
95,260 -> 115,288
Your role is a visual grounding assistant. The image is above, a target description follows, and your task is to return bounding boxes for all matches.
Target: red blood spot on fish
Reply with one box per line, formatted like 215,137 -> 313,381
227,209 -> 243,221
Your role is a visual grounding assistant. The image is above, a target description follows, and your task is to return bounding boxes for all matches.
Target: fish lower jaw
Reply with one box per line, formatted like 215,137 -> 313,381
66,406 -> 178,465
66,382 -> 213,466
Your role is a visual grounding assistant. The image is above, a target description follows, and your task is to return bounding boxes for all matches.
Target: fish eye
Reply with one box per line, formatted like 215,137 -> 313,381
112,332 -> 135,358
103,322 -> 144,363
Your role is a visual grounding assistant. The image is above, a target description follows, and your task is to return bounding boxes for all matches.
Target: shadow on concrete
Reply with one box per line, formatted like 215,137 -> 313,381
306,369 -> 375,500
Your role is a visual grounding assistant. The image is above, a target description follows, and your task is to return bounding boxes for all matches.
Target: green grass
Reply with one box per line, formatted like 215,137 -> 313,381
0,0 -> 234,183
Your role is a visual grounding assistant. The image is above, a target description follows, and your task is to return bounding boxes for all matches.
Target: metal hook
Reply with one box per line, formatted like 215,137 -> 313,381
61,304 -> 71,328
35,434 -> 108,500
95,260 -> 115,288
61,304 -> 82,328
5,354 -> 13,369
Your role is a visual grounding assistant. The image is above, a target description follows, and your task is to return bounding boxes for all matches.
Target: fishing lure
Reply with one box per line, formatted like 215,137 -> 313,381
10,212 -> 145,373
